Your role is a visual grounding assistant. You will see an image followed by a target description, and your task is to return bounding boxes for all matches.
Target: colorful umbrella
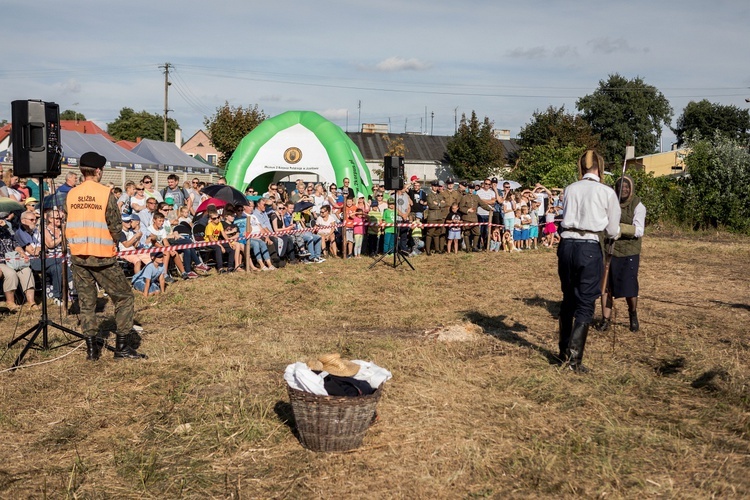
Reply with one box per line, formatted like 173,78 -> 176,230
202,185 -> 248,206
196,197 -> 227,214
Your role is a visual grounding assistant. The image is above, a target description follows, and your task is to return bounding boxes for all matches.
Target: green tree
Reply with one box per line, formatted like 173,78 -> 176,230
107,108 -> 179,142
446,111 -> 505,181
510,141 -> 584,188
576,74 -> 672,163
204,102 -> 267,167
681,135 -> 750,232
673,99 -> 750,147
60,109 -> 86,121
518,105 -> 600,150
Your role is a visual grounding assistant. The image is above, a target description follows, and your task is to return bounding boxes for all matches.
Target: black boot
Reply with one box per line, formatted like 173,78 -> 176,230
557,313 -> 574,363
115,334 -> 147,360
596,317 -> 610,331
85,336 -> 101,361
127,330 -> 142,350
566,322 -> 590,373
629,311 -> 639,332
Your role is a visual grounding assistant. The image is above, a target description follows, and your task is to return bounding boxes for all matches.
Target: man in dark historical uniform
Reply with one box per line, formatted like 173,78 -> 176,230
458,183 -> 493,252
65,152 -> 146,361
597,175 -> 646,332
424,180 -> 447,255
557,150 -> 620,372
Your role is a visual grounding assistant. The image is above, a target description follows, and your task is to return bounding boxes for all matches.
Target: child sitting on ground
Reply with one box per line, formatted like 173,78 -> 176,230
132,251 -> 166,297
502,230 -> 514,252
489,228 -> 502,252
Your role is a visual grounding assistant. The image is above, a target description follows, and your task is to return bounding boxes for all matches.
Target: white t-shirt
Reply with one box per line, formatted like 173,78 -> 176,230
476,188 -> 495,217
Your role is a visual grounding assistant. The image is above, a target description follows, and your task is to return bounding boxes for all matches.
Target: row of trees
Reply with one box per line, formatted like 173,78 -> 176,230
443,74 -> 750,233
446,73 -> 749,180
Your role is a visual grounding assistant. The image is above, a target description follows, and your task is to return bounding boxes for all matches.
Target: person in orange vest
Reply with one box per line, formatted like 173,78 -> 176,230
65,151 -> 146,361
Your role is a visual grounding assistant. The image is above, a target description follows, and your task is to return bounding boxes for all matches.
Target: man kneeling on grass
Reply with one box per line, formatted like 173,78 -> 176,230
132,251 -> 166,297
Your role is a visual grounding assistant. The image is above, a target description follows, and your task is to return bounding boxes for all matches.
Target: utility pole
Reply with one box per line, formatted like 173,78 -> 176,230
160,62 -> 172,141
430,111 -> 434,135
454,107 -> 458,133
357,100 -> 361,133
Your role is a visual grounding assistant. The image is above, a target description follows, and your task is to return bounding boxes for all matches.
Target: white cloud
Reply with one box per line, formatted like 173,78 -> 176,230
319,108 -> 349,120
372,57 -> 431,72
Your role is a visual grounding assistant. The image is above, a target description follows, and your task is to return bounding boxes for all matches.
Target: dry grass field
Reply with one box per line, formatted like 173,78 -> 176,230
0,231 -> 748,498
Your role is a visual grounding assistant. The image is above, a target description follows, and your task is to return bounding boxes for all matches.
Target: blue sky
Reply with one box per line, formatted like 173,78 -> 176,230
2,0 -> 748,151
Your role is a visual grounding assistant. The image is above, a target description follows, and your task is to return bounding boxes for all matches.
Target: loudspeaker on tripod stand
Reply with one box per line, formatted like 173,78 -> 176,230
383,156 -> 404,191
11,99 -> 62,178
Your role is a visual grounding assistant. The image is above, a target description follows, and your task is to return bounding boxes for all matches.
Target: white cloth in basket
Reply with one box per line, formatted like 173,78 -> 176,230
284,362 -> 329,396
351,360 -> 392,389
285,360 -> 392,396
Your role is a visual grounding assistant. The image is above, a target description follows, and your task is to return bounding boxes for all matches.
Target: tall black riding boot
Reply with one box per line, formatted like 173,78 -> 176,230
629,310 -> 639,332
566,322 -> 590,373
558,313 -> 574,363
115,334 -> 148,360
85,335 -> 101,361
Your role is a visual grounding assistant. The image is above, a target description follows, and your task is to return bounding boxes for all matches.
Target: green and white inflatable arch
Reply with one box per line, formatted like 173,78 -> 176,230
224,111 -> 373,198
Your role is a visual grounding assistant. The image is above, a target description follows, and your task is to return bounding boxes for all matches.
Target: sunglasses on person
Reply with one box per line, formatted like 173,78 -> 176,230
210,216 -> 220,221
143,180 -> 152,184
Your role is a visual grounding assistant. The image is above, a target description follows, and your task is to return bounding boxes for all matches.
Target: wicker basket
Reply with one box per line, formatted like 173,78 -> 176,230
287,384 -> 383,452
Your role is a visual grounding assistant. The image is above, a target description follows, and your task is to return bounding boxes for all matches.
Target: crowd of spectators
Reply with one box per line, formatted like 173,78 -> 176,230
0,167 -> 565,306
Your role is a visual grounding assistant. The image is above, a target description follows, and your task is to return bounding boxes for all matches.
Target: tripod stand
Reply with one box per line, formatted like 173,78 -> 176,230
369,190 -> 414,271
6,178 -> 108,368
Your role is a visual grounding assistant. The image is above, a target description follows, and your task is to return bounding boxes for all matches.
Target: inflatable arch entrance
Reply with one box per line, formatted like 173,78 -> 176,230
224,111 -> 373,198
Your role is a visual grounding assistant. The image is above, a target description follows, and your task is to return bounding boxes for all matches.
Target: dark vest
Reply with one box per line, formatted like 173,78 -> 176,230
613,194 -> 642,258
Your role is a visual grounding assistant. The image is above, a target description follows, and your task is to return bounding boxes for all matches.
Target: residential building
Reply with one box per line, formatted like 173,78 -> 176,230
181,129 -> 219,166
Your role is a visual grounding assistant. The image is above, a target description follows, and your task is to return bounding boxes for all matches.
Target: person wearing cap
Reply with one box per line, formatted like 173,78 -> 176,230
424,180 -> 447,255
118,214 -> 151,274
459,183 -> 493,252
444,178 -> 462,209
65,151 -> 146,361
596,175 -> 646,333
557,150 -> 620,373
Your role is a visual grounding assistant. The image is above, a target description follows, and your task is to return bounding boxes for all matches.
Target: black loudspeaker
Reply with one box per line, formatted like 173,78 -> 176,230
11,100 -> 62,177
383,155 -> 404,191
